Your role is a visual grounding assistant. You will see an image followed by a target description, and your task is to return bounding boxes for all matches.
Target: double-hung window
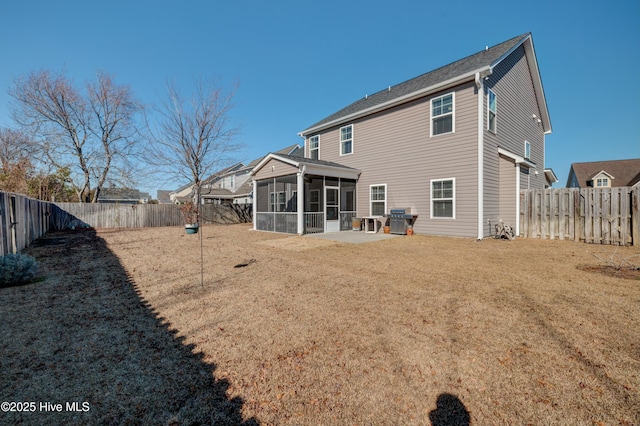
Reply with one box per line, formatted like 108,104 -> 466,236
309,135 -> 319,160
431,93 -> 454,136
431,179 -> 455,218
340,125 -> 353,155
488,89 -> 497,133
370,184 -> 386,216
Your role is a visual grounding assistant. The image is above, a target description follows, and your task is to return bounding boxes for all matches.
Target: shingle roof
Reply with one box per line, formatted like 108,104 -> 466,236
273,153 -> 359,171
301,33 -> 530,134
568,159 -> 640,188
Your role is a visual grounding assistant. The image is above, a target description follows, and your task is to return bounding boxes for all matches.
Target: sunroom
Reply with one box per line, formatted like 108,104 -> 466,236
250,153 -> 361,235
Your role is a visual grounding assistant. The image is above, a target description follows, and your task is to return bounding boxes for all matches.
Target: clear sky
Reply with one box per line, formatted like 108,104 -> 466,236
1,0 -> 638,195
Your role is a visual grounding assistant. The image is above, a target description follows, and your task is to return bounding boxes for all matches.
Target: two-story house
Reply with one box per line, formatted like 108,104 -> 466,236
251,33 -> 552,238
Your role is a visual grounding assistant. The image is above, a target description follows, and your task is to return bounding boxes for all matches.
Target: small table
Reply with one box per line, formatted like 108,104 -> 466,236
362,216 -> 383,233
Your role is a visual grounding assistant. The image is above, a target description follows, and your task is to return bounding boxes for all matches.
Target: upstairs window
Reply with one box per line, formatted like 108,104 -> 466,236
309,135 -> 319,160
524,140 -> 531,159
431,93 -> 454,136
340,125 -> 353,155
488,89 -> 497,133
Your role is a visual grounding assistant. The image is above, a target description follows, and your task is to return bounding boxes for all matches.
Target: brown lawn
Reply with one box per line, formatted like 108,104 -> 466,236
1,224 -> 639,425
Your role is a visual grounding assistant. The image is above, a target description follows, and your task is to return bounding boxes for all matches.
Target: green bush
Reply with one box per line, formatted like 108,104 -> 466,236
0,253 -> 39,287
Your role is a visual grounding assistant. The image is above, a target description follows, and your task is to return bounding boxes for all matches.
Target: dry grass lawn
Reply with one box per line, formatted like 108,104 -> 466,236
1,224 -> 639,425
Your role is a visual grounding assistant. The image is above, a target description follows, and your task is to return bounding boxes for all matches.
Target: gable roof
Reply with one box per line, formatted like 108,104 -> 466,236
300,33 -> 550,135
568,159 -> 640,187
251,153 -> 360,180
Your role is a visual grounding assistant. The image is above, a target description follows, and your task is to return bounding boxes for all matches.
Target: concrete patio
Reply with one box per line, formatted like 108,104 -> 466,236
304,230 -> 403,244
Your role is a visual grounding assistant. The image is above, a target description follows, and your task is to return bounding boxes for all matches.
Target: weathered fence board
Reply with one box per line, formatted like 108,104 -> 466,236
520,186 -> 638,246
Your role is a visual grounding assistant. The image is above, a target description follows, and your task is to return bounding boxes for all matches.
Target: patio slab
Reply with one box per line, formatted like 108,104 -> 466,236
304,230 -> 403,244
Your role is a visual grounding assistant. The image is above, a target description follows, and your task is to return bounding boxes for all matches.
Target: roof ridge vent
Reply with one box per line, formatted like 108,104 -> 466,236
388,86 -> 391,92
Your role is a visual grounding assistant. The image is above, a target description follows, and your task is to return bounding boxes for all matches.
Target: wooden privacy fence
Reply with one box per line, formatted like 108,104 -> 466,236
52,203 -> 252,229
520,186 -> 640,246
0,192 -> 53,256
0,191 -> 253,254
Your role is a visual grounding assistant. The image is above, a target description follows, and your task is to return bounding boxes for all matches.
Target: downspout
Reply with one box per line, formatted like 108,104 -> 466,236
515,165 -> 521,236
475,72 -> 484,240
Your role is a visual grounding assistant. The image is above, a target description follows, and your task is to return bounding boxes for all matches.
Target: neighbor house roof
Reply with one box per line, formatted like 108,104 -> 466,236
567,159 -> 640,188
245,143 -> 302,169
300,33 -> 551,136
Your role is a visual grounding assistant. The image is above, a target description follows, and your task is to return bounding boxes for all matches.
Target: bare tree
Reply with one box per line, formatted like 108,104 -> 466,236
0,128 -> 34,170
9,70 -> 141,202
146,77 -> 242,217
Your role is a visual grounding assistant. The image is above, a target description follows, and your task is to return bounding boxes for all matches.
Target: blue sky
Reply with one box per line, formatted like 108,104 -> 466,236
1,0 -> 639,195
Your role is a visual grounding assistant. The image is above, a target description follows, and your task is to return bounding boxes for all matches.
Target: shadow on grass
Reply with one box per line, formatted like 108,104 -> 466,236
429,393 -> 470,426
0,229 -> 258,425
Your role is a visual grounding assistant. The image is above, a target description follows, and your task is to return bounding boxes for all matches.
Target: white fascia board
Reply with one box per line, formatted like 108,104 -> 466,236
592,170 -> 615,180
544,168 -> 559,183
250,153 -> 301,177
299,67 -> 490,137
498,147 -> 537,168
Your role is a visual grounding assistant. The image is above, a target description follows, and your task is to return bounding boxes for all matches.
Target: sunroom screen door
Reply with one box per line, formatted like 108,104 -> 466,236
325,186 -> 340,232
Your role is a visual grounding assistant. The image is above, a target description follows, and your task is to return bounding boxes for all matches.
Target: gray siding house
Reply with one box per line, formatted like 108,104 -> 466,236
251,33 -> 552,238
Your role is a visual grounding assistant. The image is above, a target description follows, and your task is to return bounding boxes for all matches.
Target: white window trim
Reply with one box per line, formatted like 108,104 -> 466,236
340,124 -> 354,156
430,92 -> 455,137
524,140 -> 531,160
309,135 -> 320,159
430,178 -> 456,219
369,183 -> 387,216
487,89 -> 497,133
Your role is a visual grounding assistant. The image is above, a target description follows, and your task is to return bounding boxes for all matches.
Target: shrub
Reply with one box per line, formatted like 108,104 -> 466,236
0,253 -> 39,287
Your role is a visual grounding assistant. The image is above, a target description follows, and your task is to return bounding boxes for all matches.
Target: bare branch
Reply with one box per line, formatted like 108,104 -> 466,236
9,70 -> 142,202
145,77 -> 243,207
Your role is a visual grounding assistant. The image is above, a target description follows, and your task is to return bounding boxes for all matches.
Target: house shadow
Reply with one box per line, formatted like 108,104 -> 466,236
429,393 -> 470,426
1,229 -> 258,425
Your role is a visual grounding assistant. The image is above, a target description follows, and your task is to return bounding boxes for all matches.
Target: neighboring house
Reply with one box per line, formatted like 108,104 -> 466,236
156,190 -> 173,204
566,159 -> 640,188
170,144 -> 302,205
98,188 -> 151,204
202,144 -> 302,204
544,168 -> 558,188
251,33 -> 552,238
